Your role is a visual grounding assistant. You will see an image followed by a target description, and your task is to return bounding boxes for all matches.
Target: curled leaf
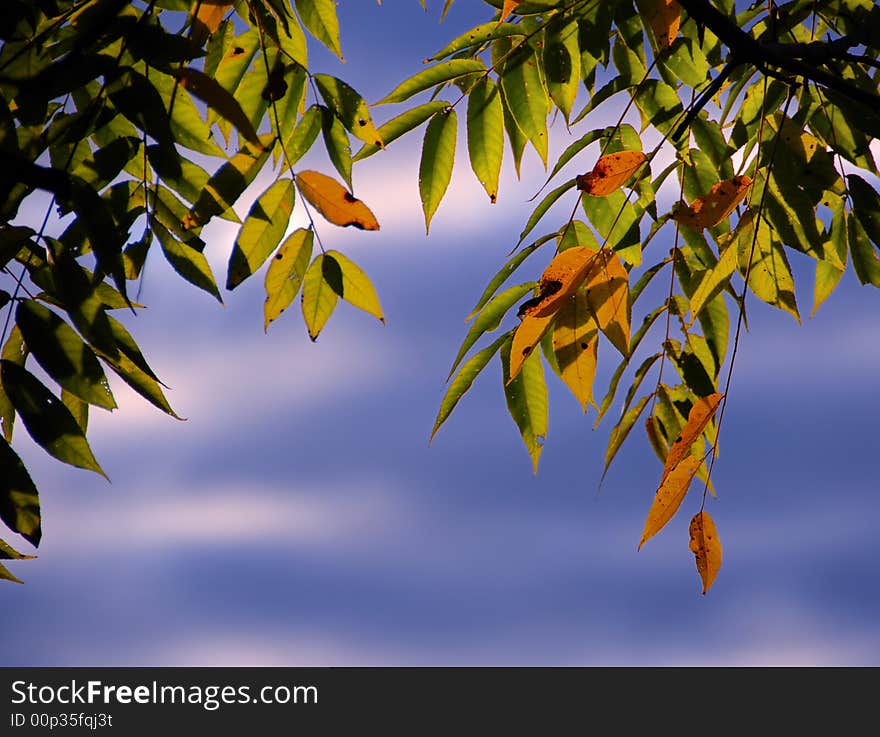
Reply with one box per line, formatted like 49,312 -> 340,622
577,152 -> 647,196
689,510 -> 722,594
672,175 -> 752,230
296,170 -> 380,230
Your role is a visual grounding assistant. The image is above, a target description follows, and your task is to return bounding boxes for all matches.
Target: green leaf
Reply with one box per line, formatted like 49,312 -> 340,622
321,105 -> 353,190
501,339 -> 548,474
634,78 -> 684,136
544,19 -> 580,121
847,175 -> 880,249
15,300 -> 116,410
519,178 -> 577,244
378,60 -> 486,105
0,436 -> 40,546
51,257 -> 120,360
557,220 -> 601,252
148,67 -> 226,158
151,217 -> 223,303
419,109 -> 457,234
264,228 -> 314,331
0,326 -> 28,443
849,207 -> 880,287
295,0 -> 343,59
603,393 -> 651,479
498,40 -> 549,165
465,234 -> 553,321
688,239 -> 738,325
353,100 -> 450,162
324,251 -> 384,323
813,203 -> 847,315
467,77 -> 504,203
661,37 -> 710,88
582,190 -> 643,265
61,389 -> 89,433
315,75 -> 383,148
280,103 -> 322,169
0,360 -> 106,478
227,179 -> 295,290
450,281 -> 536,379
301,254 -> 340,341
501,90 -> 528,177
0,561 -> 23,584
432,331 -> 511,441
428,22 -> 523,61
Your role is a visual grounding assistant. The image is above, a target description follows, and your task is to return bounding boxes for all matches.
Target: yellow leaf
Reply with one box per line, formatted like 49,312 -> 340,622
689,510 -> 722,594
501,0 -> 521,21
672,175 -> 752,230
638,454 -> 701,550
296,171 -> 380,230
583,249 -> 630,355
662,392 -> 723,481
576,151 -> 647,197
508,313 -> 554,383
518,246 -> 599,319
190,1 -> 232,46
552,292 -> 598,412
638,0 -> 681,52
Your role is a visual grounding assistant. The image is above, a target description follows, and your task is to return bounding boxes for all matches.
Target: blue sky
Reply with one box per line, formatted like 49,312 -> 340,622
2,1 -> 880,666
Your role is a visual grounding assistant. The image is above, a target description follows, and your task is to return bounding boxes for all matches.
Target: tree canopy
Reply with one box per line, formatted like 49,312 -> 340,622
1,0 -> 879,592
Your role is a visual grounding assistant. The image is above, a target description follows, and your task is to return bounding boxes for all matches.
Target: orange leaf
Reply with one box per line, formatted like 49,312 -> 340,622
190,2 -> 233,46
639,0 -> 681,52
552,292 -> 598,412
501,0 -> 521,21
672,175 -> 752,230
576,151 -> 647,197
518,246 -> 599,319
583,249 -> 630,355
689,511 -> 722,594
638,454 -> 701,550
662,392 -> 722,482
296,171 -> 380,231
508,312 -> 555,383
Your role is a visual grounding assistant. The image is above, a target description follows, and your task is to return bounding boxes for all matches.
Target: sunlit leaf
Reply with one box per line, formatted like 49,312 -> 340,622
638,454 -> 701,550
0,326 -> 28,443
544,19 -> 580,121
813,202 -> 847,315
227,178 -> 295,290
636,0 -> 680,52
501,340 -> 548,474
467,78 -> 503,203
662,393 -> 722,482
296,170 -> 380,230
191,1 -> 233,45
324,251 -> 385,323
552,292 -> 598,411
0,361 -> 106,478
315,75 -> 383,148
378,60 -> 486,105
518,247 -> 599,319
281,104 -> 323,168
688,239 -> 738,324
320,105 -> 353,189
576,151 -> 647,196
672,175 -> 752,230
301,254 -> 340,341
294,0 -> 343,59
689,510 -> 722,594
353,100 -> 450,162
264,228 -> 314,331
498,39 -> 549,165
509,312 -> 555,383
603,393 -> 651,478
419,109 -> 457,234
583,248 -> 630,356
501,0 -> 521,21
151,217 -> 223,303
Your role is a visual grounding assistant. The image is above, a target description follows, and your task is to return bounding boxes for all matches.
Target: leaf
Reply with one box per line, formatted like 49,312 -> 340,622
813,202 -> 847,315
15,300 -> 116,410
0,535 -> 36,560
151,217 -> 223,303
672,175 -> 752,230
427,22 -> 522,61
294,0 -> 343,59
638,454 -> 701,550
735,211 -> 800,321
301,254 -> 340,341
0,436 -> 41,546
353,100 -> 450,162
544,19 -> 580,121
847,175 -> 880,249
576,151 -> 647,196
432,331 -> 511,441
183,135 -> 273,230
501,340 -> 548,474
498,40 -> 549,165
315,75 -> 383,150
662,392 -> 723,483
467,78 -> 503,203
519,247 -> 599,319
450,282 -> 536,379
191,1 -> 233,45
603,393 -> 651,477
552,292 -> 598,412
0,562 -> 23,584
509,312 -> 555,383
419,109 -> 457,233
324,251 -> 384,323
227,178 -> 295,290
689,510 -> 722,594
0,326 -> 27,443
264,228 -> 314,331
320,105 -> 353,189
378,60 -> 486,104
62,389 -> 89,433
583,249 -> 630,356
296,171 -> 380,230
171,67 -> 261,148
688,238 -> 738,324
501,0 -> 521,21
637,0 -> 680,52
281,104 -> 322,167
849,205 -> 880,287
0,360 -> 106,478
519,178 -> 578,244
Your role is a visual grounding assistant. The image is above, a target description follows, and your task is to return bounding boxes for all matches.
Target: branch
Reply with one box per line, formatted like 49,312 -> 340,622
676,0 -> 880,109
